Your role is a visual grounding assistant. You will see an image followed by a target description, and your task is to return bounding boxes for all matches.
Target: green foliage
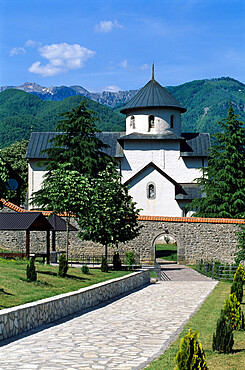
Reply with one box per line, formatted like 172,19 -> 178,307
212,310 -> 234,354
58,253 -> 68,277
0,157 -> 9,202
235,227 -> 245,264
0,90 -> 125,148
113,252 -> 122,270
125,251 -> 136,267
174,328 -> 208,369
223,293 -> 244,330
44,101 -> 112,177
101,257 -> 108,272
190,103 -> 245,218
26,258 -> 37,282
0,139 -> 29,203
81,264 -> 90,275
77,163 -> 140,258
230,280 -> 243,304
233,263 -> 245,283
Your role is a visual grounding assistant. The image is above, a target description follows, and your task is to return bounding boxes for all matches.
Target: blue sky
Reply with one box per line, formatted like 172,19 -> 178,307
0,0 -> 244,92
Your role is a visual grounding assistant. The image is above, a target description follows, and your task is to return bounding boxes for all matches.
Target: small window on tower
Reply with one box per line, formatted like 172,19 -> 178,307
130,115 -> 135,128
148,115 -> 155,131
147,183 -> 156,199
170,115 -> 175,128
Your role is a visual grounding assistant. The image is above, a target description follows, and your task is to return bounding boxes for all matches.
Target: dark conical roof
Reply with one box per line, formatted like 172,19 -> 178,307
120,78 -> 186,114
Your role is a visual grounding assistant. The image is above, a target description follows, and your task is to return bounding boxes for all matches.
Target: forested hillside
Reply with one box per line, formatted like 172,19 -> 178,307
0,90 -> 125,148
0,77 -> 244,148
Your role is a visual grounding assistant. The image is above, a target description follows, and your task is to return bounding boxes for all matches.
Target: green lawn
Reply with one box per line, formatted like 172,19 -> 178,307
146,281 -> 245,369
0,258 -> 131,309
155,243 -> 177,262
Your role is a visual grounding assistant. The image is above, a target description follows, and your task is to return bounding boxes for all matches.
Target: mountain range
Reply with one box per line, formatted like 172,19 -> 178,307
0,77 -> 245,149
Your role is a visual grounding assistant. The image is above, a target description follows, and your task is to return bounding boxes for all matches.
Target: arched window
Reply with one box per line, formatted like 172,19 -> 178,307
148,115 -> 155,131
130,115 -> 135,128
170,115 -> 175,128
147,182 -> 156,199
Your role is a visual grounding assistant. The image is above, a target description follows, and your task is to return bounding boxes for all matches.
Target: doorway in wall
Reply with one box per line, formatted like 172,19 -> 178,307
155,234 -> 177,262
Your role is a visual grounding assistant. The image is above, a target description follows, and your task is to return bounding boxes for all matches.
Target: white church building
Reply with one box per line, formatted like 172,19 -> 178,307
26,71 -> 210,216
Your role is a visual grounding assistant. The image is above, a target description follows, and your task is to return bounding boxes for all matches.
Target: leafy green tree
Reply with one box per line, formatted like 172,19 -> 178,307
32,163 -> 85,259
77,164 -> 141,259
44,101 -> 112,177
0,157 -> 9,204
190,102 -> 245,218
0,139 -> 28,203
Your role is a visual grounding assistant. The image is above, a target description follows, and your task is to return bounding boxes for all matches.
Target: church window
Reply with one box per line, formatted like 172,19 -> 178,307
147,182 -> 156,199
170,115 -> 175,128
148,115 -> 155,131
130,115 -> 135,128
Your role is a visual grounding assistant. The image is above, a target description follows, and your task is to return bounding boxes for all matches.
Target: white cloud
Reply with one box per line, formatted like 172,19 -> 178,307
28,42 -> 95,77
95,20 -> 123,33
120,59 -> 128,69
24,39 -> 39,48
140,64 -> 151,70
103,85 -> 121,92
9,47 -> 26,56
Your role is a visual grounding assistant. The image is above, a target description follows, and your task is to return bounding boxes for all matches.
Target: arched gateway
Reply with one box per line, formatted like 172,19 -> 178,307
121,215 -> 244,265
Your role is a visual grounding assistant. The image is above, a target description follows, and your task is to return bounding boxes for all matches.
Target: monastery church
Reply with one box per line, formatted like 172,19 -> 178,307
26,68 -> 210,217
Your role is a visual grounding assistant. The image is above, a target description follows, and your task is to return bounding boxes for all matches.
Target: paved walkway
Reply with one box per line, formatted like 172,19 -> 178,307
0,265 -> 217,370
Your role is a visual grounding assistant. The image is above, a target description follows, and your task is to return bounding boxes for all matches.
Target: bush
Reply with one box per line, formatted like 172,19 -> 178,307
125,251 -> 136,268
81,264 -> 90,275
26,257 -> 37,282
233,264 -> 245,283
101,256 -> 108,272
223,293 -> 244,330
231,279 -> 243,303
58,253 -> 68,277
113,252 -> 122,270
174,328 -> 208,369
212,309 -> 234,353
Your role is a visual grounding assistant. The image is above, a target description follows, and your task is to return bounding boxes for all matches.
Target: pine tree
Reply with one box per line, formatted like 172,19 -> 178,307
44,101 -> 111,177
190,102 -> 245,218
212,310 -> 234,353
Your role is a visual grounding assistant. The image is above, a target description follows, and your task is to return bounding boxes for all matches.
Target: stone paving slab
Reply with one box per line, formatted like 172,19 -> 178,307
0,276 -> 217,370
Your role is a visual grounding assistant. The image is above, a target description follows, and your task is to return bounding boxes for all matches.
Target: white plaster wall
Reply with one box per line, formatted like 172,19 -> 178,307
126,108 -> 181,135
128,166 -> 183,216
28,160 -> 47,209
121,140 -> 203,184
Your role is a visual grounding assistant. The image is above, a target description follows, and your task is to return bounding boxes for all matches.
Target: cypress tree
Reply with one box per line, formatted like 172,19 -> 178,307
190,102 -> 245,218
212,310 -> 234,353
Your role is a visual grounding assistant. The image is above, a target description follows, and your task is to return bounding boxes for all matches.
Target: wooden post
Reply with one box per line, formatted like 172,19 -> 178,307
26,230 -> 30,259
46,230 -> 50,264
52,230 -> 56,251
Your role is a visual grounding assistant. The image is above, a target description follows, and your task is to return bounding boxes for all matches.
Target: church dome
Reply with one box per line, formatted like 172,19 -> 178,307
120,75 -> 186,114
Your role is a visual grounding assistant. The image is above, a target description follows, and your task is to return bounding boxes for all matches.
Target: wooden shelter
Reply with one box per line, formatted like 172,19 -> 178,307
0,212 -> 53,263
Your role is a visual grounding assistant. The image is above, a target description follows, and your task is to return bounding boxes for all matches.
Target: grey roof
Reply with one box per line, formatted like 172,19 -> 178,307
26,132 -> 125,159
47,214 -> 77,231
0,212 -> 53,231
118,132 -> 184,142
180,133 -> 210,157
120,78 -> 186,114
175,184 -> 203,200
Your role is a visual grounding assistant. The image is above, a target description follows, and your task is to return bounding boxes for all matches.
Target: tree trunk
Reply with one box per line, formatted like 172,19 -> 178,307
66,216 -> 69,261
105,244 -> 108,260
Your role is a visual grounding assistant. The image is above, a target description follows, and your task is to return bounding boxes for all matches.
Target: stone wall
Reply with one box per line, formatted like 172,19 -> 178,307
0,270 -> 150,341
0,206 -> 243,265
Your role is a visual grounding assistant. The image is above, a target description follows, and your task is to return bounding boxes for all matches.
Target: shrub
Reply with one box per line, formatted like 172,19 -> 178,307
81,264 -> 90,274
212,309 -> 234,353
231,279 -> 243,303
101,256 -> 108,272
125,251 -> 136,268
26,257 -> 37,282
58,253 -> 68,277
174,328 -> 208,369
113,252 -> 122,270
233,264 -> 245,283
223,293 -> 244,330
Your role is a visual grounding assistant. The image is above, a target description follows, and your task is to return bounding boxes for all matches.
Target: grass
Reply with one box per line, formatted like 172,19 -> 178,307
155,243 -> 177,262
146,281 -> 245,369
0,258 -> 131,309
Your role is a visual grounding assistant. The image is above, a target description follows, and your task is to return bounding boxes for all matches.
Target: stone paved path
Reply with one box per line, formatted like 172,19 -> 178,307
0,266 -> 217,370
